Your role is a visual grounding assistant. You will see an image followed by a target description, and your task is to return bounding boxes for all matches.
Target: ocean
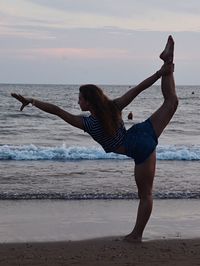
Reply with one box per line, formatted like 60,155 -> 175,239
0,83 -> 199,201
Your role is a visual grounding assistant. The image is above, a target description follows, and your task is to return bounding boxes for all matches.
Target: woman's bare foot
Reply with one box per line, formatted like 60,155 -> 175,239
124,233 -> 142,243
160,35 -> 174,63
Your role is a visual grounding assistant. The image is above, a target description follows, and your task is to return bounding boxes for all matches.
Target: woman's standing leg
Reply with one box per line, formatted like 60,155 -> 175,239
125,151 -> 156,241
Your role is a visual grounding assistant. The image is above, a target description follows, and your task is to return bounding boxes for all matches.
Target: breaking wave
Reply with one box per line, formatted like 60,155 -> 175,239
0,144 -> 200,161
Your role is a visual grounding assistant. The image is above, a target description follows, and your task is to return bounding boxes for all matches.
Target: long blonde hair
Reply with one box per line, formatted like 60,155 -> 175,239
79,84 -> 121,136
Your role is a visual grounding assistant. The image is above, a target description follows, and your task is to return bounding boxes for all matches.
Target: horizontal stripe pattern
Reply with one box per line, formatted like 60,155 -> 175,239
83,115 -> 126,152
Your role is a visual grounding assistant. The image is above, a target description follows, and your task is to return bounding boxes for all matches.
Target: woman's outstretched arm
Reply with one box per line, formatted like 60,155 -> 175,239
114,64 -> 173,111
11,93 -> 84,130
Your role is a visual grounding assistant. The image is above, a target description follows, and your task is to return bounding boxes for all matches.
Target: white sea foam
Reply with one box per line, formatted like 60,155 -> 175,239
0,144 -> 199,161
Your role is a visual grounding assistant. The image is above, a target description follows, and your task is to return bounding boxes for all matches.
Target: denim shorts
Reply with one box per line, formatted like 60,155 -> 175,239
123,118 -> 158,165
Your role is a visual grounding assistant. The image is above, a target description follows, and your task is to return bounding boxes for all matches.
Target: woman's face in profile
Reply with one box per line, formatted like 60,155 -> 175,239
78,93 -> 90,111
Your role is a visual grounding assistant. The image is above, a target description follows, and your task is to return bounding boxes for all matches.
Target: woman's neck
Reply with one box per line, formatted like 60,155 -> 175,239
89,108 -> 96,117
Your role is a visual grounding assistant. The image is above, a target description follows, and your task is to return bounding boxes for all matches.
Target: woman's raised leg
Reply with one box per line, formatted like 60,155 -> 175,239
150,36 -> 178,138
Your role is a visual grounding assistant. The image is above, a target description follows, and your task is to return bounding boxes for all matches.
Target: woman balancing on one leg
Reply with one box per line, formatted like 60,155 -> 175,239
124,35 -> 178,242
11,35 -> 178,242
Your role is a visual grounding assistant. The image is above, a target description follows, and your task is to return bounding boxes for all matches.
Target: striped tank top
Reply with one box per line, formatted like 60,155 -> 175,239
82,115 -> 126,153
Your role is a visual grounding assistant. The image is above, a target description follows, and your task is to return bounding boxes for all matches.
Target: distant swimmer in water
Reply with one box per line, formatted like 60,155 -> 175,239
128,112 -> 133,120
11,35 -> 178,242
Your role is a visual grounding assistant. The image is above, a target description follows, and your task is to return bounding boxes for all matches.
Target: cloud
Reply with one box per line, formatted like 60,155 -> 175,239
26,0 -> 200,17
0,47 -> 132,61
2,0 -> 200,33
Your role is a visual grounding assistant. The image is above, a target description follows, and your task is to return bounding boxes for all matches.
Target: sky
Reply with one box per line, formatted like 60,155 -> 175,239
1,0 -> 200,85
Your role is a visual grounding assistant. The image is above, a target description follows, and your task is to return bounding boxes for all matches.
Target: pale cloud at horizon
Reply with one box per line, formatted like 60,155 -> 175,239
1,0 -> 200,84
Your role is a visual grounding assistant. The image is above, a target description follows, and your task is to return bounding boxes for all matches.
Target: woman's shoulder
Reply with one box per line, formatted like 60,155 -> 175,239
82,114 -> 100,127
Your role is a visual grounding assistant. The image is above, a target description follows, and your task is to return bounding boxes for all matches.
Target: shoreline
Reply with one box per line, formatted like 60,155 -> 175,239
0,237 -> 199,265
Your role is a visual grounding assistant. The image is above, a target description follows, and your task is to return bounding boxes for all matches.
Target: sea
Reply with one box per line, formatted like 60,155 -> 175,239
0,83 -> 199,201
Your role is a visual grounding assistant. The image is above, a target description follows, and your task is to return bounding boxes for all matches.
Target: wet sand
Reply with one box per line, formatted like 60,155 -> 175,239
0,199 -> 199,242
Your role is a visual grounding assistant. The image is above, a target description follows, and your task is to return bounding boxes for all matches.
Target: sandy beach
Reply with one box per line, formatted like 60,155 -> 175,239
0,237 -> 199,266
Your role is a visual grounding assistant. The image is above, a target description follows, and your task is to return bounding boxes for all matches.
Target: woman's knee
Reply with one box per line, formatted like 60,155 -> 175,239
138,189 -> 153,200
